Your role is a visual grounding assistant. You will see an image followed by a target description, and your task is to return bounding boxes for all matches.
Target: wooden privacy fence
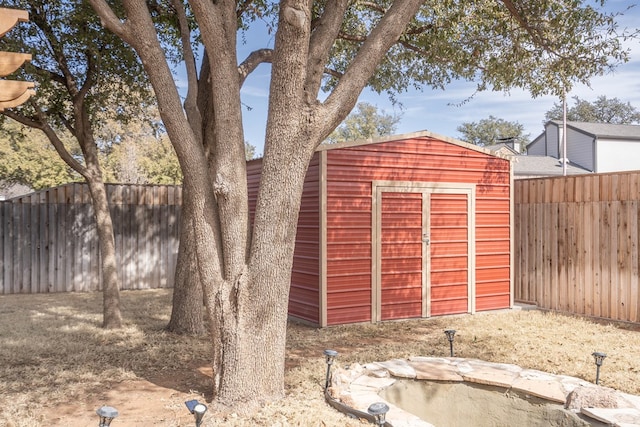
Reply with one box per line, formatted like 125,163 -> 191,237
0,183 -> 182,294
515,171 -> 640,323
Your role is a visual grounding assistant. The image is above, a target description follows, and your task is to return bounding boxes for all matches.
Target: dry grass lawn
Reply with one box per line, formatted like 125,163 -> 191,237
1,289 -> 639,426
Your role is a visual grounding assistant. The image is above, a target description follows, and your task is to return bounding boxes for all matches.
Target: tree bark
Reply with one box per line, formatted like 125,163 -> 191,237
89,0 -> 424,410
167,187 -> 205,335
163,0 -> 207,335
85,171 -> 123,329
166,50 -> 211,336
24,105 -> 123,329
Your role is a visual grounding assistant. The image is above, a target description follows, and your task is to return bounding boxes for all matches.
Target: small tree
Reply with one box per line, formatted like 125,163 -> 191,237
326,102 -> 401,143
0,0 -> 154,328
545,95 -> 640,124
102,133 -> 183,184
457,116 -> 529,151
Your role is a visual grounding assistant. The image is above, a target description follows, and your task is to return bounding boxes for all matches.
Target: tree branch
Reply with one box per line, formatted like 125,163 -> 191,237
323,67 -> 342,79
396,40 -> 461,68
29,8 -> 79,98
236,0 -> 255,18
56,111 -> 76,136
2,102 -> 89,176
171,0 -> 202,143
77,50 -> 99,103
88,0 -> 130,39
29,64 -> 66,86
238,48 -> 273,86
1,109 -> 42,130
404,24 -> 434,35
305,0 -> 349,100
500,0 -> 560,57
318,0 -> 424,139
358,2 -> 387,14
337,31 -> 366,42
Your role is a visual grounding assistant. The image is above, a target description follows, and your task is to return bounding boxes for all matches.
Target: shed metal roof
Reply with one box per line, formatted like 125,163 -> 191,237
317,130 -> 512,161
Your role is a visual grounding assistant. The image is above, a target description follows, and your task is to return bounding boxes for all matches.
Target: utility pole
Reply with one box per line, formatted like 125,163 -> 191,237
562,87 -> 567,176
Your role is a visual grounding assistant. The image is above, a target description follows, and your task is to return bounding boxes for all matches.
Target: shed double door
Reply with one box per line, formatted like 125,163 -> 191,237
373,183 -> 474,322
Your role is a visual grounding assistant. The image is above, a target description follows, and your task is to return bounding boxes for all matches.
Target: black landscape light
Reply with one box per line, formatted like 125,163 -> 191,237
444,329 -> 457,357
96,405 -> 118,427
185,399 -> 207,427
592,351 -> 607,385
323,349 -> 338,390
367,402 -> 389,426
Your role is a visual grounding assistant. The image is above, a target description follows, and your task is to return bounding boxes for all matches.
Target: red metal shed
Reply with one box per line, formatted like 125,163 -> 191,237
248,131 -> 513,326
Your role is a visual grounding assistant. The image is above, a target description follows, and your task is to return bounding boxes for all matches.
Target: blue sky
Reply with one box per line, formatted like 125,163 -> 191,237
232,1 -> 640,156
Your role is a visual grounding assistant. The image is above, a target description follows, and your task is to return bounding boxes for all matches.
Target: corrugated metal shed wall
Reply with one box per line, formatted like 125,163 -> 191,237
429,193 -> 469,316
247,156 -> 321,324
380,192 -> 423,320
323,136 -> 511,325
290,155 -> 321,323
324,170 -> 373,324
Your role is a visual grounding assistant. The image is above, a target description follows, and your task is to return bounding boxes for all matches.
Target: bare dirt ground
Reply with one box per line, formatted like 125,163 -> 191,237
1,289 -> 639,426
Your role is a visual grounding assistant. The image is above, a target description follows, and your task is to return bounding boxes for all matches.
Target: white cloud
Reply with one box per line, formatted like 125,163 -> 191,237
241,84 -> 270,98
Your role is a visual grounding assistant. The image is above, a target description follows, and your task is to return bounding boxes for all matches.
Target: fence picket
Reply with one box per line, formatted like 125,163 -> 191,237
0,183 -> 181,294
515,172 -> 640,324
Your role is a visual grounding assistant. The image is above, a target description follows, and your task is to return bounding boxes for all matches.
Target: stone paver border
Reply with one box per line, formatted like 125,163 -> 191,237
327,357 -> 640,427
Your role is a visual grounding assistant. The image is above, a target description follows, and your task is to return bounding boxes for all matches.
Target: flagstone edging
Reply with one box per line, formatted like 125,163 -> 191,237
327,357 -> 640,427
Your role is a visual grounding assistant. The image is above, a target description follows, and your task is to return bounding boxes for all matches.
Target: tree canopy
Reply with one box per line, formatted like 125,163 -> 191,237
89,0 -> 634,412
102,133 -> 183,184
0,0 -> 163,329
96,111 -> 183,184
245,141 -> 257,160
0,114 -> 183,187
0,120 -> 79,189
325,102 -> 400,143
457,115 -> 529,150
0,0 -> 154,131
545,95 -> 640,124
321,1 -> 631,99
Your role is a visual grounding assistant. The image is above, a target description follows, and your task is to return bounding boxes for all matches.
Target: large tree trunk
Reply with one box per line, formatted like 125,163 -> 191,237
211,146 -> 316,407
167,188 -> 205,335
89,0 -> 424,410
167,49 -> 211,336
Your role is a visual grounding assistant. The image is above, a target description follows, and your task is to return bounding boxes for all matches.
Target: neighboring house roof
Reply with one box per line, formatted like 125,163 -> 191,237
484,144 -> 587,178
0,181 -> 32,200
484,143 -> 519,156
525,120 -> 640,175
549,120 -> 640,140
512,155 -> 589,178
526,121 -> 640,152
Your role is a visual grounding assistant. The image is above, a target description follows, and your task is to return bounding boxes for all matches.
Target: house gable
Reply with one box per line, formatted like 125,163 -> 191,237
596,137 -> 640,173
525,121 -> 640,174
526,133 -> 546,155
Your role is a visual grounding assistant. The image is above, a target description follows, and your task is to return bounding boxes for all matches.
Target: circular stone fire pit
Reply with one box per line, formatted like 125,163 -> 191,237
327,357 -> 640,427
